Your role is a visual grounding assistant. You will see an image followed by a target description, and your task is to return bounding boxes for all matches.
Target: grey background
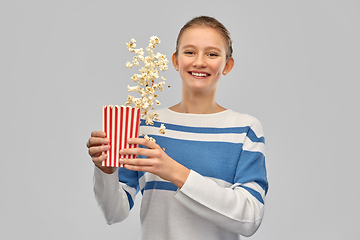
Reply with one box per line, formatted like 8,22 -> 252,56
1,0 -> 359,239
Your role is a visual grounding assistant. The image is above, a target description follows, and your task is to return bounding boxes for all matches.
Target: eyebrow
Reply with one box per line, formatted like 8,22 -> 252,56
181,44 -> 223,52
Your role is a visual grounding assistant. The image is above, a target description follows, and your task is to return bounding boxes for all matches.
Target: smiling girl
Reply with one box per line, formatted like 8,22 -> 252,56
87,16 -> 268,239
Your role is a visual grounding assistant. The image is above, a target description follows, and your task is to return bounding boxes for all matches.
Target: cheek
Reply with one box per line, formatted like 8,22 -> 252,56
211,61 -> 226,73
179,68 -> 186,77
178,57 -> 191,69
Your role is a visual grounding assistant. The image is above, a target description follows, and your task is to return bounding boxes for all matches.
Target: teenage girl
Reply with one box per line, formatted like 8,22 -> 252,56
87,16 -> 268,240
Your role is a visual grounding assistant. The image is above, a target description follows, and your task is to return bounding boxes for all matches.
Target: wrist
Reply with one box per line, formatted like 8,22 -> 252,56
96,165 -> 117,174
171,164 -> 190,189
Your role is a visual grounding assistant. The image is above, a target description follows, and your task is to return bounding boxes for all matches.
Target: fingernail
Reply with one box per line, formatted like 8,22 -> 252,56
127,138 -> 132,143
119,158 -> 124,163
119,149 -> 124,154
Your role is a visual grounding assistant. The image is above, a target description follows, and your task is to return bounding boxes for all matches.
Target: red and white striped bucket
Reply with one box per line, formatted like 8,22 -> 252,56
102,105 -> 141,167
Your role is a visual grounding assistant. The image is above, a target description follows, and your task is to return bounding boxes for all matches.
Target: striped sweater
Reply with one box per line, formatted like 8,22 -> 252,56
94,108 -> 268,239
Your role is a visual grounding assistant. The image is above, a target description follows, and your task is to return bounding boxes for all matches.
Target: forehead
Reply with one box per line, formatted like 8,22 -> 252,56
178,26 -> 227,50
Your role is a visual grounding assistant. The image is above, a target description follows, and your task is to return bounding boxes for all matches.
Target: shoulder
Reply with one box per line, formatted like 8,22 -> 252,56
225,110 -> 263,127
225,110 -> 265,138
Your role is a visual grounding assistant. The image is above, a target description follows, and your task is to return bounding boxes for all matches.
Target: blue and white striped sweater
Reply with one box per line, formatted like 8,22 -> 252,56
95,108 -> 268,239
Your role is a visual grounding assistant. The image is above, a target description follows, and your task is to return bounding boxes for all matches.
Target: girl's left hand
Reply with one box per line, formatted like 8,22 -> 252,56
119,138 -> 190,188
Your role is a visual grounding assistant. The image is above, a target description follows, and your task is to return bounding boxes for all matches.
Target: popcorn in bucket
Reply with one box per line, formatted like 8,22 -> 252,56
102,36 -> 168,167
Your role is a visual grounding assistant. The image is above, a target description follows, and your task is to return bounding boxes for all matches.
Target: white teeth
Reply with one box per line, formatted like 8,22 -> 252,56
191,72 -> 207,77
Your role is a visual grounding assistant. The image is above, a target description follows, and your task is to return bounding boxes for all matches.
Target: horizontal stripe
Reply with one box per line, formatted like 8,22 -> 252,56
247,128 -> 265,143
140,119 -> 265,144
240,185 -> 264,204
232,181 -> 266,200
141,119 -> 249,134
144,181 -> 178,192
141,126 -> 247,144
242,182 -> 266,199
143,181 -> 265,204
243,140 -> 265,154
143,180 -> 265,204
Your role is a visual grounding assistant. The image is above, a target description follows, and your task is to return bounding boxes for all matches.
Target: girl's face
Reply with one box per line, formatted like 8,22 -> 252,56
172,26 -> 234,94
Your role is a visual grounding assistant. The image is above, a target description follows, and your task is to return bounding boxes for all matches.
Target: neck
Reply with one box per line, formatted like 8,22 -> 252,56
170,90 -> 226,114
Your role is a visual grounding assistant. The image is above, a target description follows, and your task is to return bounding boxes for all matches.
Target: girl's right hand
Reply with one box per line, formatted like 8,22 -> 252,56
86,131 -> 116,174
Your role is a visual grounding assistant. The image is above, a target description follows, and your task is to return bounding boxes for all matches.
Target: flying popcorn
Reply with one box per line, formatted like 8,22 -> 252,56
125,36 -> 169,140
159,124 -> 166,134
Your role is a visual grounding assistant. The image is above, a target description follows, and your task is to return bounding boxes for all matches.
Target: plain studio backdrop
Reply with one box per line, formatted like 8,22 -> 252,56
1,0 -> 359,239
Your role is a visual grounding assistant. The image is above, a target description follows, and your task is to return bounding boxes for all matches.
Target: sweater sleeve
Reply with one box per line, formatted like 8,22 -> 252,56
93,167 -> 138,225
174,119 -> 268,237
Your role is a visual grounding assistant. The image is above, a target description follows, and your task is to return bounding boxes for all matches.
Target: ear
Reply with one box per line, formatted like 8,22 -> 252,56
222,57 -> 234,75
172,53 -> 179,71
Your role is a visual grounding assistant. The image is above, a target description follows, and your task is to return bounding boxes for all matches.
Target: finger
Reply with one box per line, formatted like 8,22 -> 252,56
120,147 -> 159,158
120,157 -> 153,167
92,153 -> 108,166
127,138 -> 158,149
88,136 -> 110,148
88,145 -> 110,157
123,163 -> 152,172
91,131 -> 106,138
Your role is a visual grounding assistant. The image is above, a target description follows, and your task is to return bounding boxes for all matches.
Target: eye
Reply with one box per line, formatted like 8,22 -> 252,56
208,53 -> 219,57
184,51 -> 194,55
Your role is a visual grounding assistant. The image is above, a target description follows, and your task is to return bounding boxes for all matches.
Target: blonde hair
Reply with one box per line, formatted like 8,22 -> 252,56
175,16 -> 233,60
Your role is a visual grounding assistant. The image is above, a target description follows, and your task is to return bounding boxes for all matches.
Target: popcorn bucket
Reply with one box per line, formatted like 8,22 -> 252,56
103,105 -> 141,167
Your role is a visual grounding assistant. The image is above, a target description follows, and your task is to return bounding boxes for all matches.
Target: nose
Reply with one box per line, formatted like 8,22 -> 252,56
193,54 -> 207,68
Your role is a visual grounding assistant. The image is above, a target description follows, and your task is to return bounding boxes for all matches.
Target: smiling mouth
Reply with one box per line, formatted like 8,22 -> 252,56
189,71 -> 210,77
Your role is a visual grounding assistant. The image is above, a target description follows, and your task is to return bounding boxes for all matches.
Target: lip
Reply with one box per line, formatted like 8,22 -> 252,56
188,71 -> 210,78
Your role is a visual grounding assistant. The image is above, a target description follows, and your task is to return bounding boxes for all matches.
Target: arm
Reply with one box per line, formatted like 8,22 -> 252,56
93,167 -> 130,224
175,120 -> 268,237
87,131 -> 138,224
175,170 -> 265,237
